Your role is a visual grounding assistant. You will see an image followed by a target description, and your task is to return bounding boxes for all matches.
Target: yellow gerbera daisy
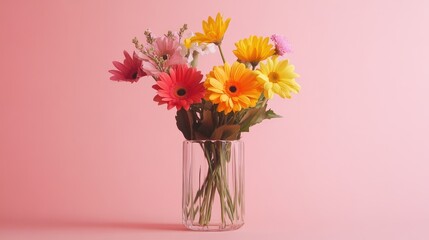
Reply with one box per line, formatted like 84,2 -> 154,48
205,62 -> 262,114
190,13 -> 231,45
233,36 -> 275,67
255,56 -> 300,99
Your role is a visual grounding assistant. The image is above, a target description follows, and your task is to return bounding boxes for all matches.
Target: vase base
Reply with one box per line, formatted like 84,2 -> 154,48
183,222 -> 244,231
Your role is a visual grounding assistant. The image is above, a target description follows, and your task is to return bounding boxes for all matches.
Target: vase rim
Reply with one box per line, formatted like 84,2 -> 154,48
183,139 -> 242,143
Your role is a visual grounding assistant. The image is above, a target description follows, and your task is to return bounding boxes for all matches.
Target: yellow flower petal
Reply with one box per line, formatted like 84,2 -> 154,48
233,36 -> 275,64
255,56 -> 300,99
190,13 -> 231,45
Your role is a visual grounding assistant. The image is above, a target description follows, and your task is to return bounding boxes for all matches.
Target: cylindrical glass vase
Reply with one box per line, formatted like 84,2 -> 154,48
182,140 -> 244,231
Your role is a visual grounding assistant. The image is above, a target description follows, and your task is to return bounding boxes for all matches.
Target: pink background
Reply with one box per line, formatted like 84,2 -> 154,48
1,0 -> 429,239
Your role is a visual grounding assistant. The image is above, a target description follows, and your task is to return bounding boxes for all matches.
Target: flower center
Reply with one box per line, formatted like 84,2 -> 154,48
268,72 -> 280,83
132,72 -> 138,79
176,88 -> 187,96
229,86 -> 237,93
162,54 -> 168,60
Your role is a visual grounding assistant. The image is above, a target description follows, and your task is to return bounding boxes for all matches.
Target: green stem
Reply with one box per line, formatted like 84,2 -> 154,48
218,44 -> 226,64
207,178 -> 217,224
192,142 -> 238,226
262,98 -> 268,107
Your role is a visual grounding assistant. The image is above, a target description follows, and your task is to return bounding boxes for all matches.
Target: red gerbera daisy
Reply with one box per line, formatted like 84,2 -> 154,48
152,64 -> 205,110
109,51 -> 146,83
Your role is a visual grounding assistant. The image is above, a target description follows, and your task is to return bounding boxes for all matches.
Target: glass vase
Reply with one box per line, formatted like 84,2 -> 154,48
182,140 -> 245,231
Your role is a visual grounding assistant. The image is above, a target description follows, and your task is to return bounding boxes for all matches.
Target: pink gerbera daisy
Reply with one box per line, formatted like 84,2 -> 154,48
109,51 -> 146,82
152,64 -> 205,110
141,36 -> 187,77
270,34 -> 292,56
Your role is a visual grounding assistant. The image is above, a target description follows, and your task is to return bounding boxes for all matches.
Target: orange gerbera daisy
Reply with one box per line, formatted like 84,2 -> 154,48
204,62 -> 262,114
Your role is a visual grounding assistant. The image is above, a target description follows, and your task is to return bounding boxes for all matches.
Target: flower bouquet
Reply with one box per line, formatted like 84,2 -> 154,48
109,13 -> 300,231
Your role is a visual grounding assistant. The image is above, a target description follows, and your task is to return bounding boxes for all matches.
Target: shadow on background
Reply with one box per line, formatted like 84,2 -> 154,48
0,218 -> 187,232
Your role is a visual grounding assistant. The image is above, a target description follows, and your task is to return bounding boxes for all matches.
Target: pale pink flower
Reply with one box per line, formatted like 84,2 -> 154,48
141,36 -> 187,77
270,34 -> 292,56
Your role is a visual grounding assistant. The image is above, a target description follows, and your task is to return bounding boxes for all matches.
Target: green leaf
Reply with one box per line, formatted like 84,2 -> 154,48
175,109 -> 194,140
239,105 -> 267,132
211,125 -> 241,140
195,109 -> 214,139
239,107 -> 282,132
266,109 -> 282,119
